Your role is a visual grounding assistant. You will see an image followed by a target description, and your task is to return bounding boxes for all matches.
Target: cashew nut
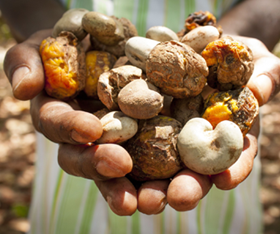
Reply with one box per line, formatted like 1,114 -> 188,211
82,11 -> 124,46
146,26 -> 179,42
118,79 -> 164,119
177,118 -> 243,175
52,8 -> 89,41
125,36 -> 159,71
97,65 -> 145,110
96,111 -> 138,144
181,25 -> 220,53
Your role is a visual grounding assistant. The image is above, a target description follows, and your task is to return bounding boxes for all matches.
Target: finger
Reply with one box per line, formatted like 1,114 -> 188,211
4,29 -> 52,100
31,92 -> 102,144
247,56 -> 280,106
211,119 -> 259,190
167,169 -> 212,211
137,180 -> 169,215
58,143 -> 133,180
95,178 -> 137,216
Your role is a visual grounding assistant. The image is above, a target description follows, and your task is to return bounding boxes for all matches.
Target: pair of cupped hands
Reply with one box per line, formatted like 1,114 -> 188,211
4,29 -> 280,216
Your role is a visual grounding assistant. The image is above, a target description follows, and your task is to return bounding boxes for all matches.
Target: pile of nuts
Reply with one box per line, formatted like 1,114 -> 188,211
39,9 -> 259,181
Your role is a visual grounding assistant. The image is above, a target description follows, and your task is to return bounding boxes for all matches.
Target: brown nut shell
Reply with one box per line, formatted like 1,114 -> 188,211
113,56 -> 131,68
146,40 -> 208,99
171,94 -> 204,125
125,116 -> 183,181
201,36 -> 254,91
52,8 -> 89,41
118,79 -> 164,119
97,65 -> 145,110
93,108 -> 110,119
82,11 -> 124,46
90,17 -> 138,58
202,86 -> 259,136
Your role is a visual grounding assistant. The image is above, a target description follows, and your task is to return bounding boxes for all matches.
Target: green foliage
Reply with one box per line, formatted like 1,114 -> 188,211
12,204 -> 29,218
273,41 -> 280,58
0,16 -> 12,43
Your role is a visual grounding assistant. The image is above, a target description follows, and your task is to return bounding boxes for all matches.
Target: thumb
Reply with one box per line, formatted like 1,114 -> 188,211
247,55 -> 280,106
4,29 -> 52,100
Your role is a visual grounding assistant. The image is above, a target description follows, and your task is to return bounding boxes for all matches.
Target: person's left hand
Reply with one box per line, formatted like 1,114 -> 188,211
137,35 -> 280,213
236,36 -> 280,106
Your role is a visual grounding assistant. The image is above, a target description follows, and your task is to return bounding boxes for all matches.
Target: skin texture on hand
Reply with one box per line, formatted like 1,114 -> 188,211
4,30 -> 52,100
245,38 -> 280,106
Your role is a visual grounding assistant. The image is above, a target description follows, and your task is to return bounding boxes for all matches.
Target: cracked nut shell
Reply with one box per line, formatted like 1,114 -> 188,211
171,94 -> 204,125
202,86 -> 259,136
125,116 -> 183,181
201,36 -> 254,91
97,65 -> 145,110
39,32 -> 86,100
177,11 -> 220,39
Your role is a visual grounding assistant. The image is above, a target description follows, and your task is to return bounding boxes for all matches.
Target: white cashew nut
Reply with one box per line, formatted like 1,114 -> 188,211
146,26 -> 179,42
181,25 -> 220,53
96,111 -> 138,144
177,118 -> 243,175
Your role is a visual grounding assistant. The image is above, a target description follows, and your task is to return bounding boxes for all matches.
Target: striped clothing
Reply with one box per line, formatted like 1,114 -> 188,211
60,0 -> 240,36
28,1 -> 263,233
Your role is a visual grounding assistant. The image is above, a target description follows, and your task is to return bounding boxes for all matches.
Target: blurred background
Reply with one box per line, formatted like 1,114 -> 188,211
0,11 -> 280,234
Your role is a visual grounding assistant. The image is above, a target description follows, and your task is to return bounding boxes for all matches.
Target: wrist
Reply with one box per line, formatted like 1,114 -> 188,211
0,0 -> 65,42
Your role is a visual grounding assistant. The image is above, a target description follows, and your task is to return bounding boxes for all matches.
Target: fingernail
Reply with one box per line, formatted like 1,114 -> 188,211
96,160 -> 124,178
12,67 -> 30,92
156,199 -> 167,214
71,129 -> 91,143
106,196 -> 118,213
249,75 -> 273,106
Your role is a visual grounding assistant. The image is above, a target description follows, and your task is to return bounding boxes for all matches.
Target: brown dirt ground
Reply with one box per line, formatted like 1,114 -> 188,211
0,24 -> 280,234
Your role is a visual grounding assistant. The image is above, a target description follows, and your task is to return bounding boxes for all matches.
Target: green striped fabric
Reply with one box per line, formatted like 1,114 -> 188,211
28,1 -> 263,233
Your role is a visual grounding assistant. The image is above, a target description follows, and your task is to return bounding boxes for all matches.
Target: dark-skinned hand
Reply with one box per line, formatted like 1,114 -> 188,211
3,30 -> 280,216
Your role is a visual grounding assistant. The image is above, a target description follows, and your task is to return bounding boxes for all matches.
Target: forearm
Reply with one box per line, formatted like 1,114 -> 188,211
218,0 -> 280,51
0,0 -> 66,42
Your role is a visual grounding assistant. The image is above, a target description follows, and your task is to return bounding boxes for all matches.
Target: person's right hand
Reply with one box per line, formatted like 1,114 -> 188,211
4,29 -> 138,216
